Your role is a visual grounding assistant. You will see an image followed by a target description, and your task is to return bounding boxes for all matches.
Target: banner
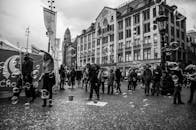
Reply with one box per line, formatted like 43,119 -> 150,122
0,49 -> 43,91
43,7 -> 57,53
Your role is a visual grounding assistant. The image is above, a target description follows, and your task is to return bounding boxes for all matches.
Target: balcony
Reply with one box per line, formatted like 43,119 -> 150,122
133,44 -> 141,49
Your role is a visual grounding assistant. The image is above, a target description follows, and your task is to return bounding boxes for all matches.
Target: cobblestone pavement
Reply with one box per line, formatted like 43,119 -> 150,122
0,82 -> 196,130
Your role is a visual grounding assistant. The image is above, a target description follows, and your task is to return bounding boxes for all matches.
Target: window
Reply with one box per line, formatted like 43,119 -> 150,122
144,36 -> 151,44
134,50 -> 141,60
80,45 -> 83,51
125,17 -> 131,27
111,24 -> 114,31
143,9 -> 150,21
97,39 -> 100,46
102,56 -> 108,64
92,40 -> 95,48
143,22 -> 150,33
153,7 -> 156,17
143,48 -> 151,60
126,40 -> 131,48
177,29 -> 180,38
84,44 -> 87,50
88,42 -> 91,49
111,16 -> 114,22
154,48 -> 159,59
81,37 -> 83,43
134,13 -> 140,25
118,21 -> 123,30
126,29 -> 131,38
110,44 -> 114,53
171,26 -> 175,36
181,20 -> 185,30
88,34 -> 91,41
134,38 -> 140,46
118,53 -> 123,62
118,32 -> 123,40
181,31 -> 185,41
171,12 -> 174,24
134,26 -> 140,35
97,48 -> 100,55
96,57 -> 100,64
125,52 -> 132,62
110,34 -> 114,42
84,36 -> 87,42
110,55 -> 114,63
92,33 -> 95,39
153,34 -> 158,45
102,36 -> 108,44
119,42 -> 123,49
176,21 -> 180,27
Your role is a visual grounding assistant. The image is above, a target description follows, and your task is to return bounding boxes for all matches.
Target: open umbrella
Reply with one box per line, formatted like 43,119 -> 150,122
40,50 -> 54,72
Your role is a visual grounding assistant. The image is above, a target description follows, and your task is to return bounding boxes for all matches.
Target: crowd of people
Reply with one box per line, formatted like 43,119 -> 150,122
10,55 -> 195,107
58,62 -> 196,105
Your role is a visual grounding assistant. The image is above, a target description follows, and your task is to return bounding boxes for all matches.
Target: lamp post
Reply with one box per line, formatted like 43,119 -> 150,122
156,4 -> 168,70
25,27 -> 30,52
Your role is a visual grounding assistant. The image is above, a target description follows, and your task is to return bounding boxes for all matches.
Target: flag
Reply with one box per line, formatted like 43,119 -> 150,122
43,7 -> 57,53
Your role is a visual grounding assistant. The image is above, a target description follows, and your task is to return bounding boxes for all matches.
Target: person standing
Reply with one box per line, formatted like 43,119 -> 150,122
98,68 -> 105,94
127,69 -> 132,91
115,68 -> 122,94
59,64 -> 65,90
143,64 -> 152,96
107,69 -> 115,95
22,53 -> 35,103
152,65 -> 162,96
130,68 -> 138,91
76,70 -> 82,88
88,64 -> 100,100
70,68 -> 76,89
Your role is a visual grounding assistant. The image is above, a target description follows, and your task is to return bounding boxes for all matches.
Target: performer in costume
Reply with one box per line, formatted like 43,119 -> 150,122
39,51 -> 55,107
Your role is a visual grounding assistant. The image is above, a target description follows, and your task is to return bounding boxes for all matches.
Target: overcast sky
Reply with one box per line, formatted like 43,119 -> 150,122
0,0 -> 196,51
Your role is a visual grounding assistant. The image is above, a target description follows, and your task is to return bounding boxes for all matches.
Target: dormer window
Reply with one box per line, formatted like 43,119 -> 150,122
111,16 -> 114,21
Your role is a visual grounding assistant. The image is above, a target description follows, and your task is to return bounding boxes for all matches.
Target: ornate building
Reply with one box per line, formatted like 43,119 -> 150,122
77,0 -> 187,75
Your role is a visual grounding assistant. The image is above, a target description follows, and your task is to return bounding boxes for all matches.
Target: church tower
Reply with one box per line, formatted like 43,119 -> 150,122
62,28 -> 71,65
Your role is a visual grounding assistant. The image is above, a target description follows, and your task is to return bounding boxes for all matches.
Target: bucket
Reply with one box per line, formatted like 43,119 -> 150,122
68,96 -> 74,101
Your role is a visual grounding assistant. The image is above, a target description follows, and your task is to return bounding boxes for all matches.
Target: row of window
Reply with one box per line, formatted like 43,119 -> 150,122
118,48 -> 159,62
80,33 -> 95,43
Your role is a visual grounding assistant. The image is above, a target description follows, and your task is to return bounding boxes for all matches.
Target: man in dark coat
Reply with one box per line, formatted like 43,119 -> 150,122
115,68 -> 122,93
22,53 -> 35,103
88,64 -> 100,100
152,65 -> 162,96
130,68 -> 138,91
70,68 -> 76,89
143,64 -> 152,96
187,72 -> 196,104
59,64 -> 65,90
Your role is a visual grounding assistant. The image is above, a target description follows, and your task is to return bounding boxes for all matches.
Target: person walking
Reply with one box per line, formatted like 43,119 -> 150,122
59,64 -> 65,90
115,68 -> 122,94
107,69 -> 115,95
143,64 -> 152,96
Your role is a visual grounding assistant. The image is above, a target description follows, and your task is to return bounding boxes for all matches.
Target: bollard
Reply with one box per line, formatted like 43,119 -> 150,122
68,96 -> 74,101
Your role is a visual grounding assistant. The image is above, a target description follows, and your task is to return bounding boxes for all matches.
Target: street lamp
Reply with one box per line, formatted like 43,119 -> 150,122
156,4 -> 168,70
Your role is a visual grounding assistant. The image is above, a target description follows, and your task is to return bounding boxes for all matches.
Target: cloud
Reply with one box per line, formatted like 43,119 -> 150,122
0,0 -> 196,51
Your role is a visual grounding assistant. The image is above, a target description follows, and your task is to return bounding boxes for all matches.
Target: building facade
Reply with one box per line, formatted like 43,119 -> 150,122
186,30 -> 196,65
62,28 -> 71,66
76,0 -> 187,75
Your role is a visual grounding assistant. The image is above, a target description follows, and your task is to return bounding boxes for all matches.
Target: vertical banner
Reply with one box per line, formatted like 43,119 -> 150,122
0,49 -> 43,91
43,7 -> 57,54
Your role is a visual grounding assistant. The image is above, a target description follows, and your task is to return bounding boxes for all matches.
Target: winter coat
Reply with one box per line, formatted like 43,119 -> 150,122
143,68 -> 152,82
108,72 -> 115,86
